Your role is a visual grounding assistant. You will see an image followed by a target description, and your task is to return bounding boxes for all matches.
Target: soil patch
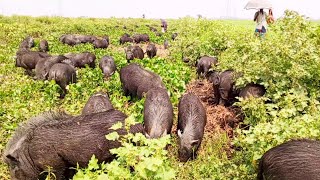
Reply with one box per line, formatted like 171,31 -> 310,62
186,79 -> 243,138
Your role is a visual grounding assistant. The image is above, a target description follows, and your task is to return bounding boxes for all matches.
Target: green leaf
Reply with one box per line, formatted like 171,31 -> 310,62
106,132 -> 120,141
109,122 -> 123,130
88,155 -> 99,171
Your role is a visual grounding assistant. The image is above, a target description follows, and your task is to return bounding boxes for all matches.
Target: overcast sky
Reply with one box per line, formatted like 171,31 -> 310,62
0,0 -> 319,20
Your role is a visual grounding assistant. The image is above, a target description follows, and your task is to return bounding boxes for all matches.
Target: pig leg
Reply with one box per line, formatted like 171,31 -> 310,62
212,85 -> 220,105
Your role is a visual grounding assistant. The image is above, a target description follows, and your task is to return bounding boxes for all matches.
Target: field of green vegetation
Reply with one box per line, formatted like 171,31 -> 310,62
1,10 -> 320,179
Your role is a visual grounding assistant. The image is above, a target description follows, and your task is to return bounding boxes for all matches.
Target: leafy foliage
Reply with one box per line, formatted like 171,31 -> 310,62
1,10 -> 320,180
73,117 -> 175,180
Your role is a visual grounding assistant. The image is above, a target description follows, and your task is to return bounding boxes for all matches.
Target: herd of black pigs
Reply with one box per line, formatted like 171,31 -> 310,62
3,20 -> 320,180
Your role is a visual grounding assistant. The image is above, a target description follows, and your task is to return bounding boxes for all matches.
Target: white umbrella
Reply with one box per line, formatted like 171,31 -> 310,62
244,0 -> 272,10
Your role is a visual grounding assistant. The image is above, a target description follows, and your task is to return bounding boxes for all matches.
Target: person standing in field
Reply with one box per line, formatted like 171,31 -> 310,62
254,9 -> 268,37
267,9 -> 275,24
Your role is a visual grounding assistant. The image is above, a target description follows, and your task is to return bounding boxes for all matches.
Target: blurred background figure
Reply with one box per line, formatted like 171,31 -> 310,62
254,9 -> 267,37
267,9 -> 275,24
161,19 -> 167,33
142,14 -> 145,19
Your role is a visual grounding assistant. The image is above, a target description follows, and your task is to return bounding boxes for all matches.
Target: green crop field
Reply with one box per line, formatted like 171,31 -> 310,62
1,10 -> 320,179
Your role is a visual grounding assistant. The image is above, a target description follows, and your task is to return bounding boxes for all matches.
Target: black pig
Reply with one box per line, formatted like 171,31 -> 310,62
164,40 -> 169,49
93,36 -> 109,49
257,139 -> 320,180
59,34 -> 81,46
15,50 -> 51,75
132,34 -> 150,43
239,83 -> 266,99
64,52 -> 96,68
144,88 -> 173,138
149,26 -> 158,32
125,45 -> 144,62
35,55 -> 68,80
2,109 -> 144,180
19,36 -> 35,50
99,55 -> 117,78
119,34 -> 134,45
60,35 -> 96,45
39,40 -> 49,52
196,56 -> 218,78
82,92 -> 114,115
77,35 -> 97,43
212,70 -> 238,106
177,93 -> 207,162
146,43 -> 157,59
206,70 -> 221,104
171,33 -> 178,40
120,63 -> 165,98
48,63 -> 76,98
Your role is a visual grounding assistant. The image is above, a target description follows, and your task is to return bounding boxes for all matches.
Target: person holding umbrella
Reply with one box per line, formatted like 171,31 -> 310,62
254,8 -> 268,37
245,0 -> 272,37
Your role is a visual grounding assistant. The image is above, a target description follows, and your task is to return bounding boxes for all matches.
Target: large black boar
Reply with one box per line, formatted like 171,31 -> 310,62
2,109 -> 144,180
93,36 -> 109,49
125,45 -> 144,62
144,88 -> 173,138
196,56 -> 218,78
64,52 -> 96,68
39,39 -> 49,52
82,92 -> 114,115
146,43 -> 157,59
15,50 -> 51,75
257,139 -> 320,180
239,83 -> 266,99
48,63 -> 77,97
19,36 -> 35,50
177,93 -> 207,162
120,63 -> 166,98
119,33 -> 134,45
99,55 -> 117,78
132,34 -> 150,43
35,55 -> 68,80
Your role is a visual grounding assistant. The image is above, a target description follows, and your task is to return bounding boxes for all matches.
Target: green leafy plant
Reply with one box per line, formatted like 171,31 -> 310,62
73,116 -> 176,180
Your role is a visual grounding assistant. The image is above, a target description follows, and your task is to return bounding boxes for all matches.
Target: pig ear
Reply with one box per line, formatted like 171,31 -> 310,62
213,75 -> 220,86
191,139 -> 199,146
177,130 -> 182,137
